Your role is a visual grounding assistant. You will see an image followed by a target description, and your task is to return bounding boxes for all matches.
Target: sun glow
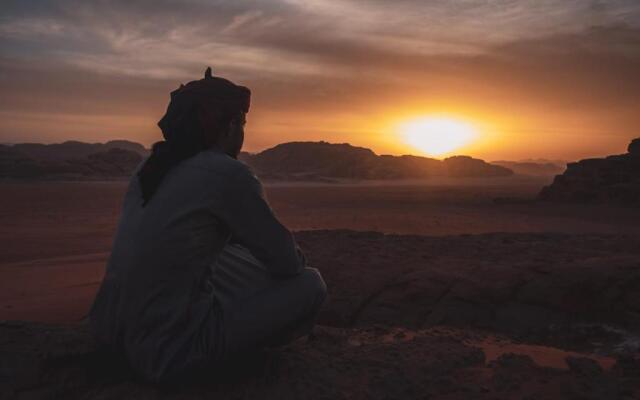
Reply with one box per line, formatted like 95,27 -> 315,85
399,116 -> 477,157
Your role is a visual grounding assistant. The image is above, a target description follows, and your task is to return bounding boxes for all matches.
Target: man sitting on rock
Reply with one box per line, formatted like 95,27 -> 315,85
89,68 -> 327,383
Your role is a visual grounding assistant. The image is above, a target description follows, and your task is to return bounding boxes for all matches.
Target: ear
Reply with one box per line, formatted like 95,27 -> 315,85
197,106 -> 218,133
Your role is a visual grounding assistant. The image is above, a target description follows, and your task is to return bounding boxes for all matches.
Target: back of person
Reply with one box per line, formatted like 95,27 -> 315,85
89,68 -> 326,382
90,150 -> 243,380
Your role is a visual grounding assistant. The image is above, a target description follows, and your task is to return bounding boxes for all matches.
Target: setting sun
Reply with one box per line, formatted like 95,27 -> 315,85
399,117 -> 477,157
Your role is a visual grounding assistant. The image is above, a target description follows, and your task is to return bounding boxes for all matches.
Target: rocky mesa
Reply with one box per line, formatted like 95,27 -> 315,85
540,138 -> 640,204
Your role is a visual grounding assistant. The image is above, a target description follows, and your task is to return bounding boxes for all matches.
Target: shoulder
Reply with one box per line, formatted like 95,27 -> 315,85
186,150 -> 249,175
187,150 -> 260,187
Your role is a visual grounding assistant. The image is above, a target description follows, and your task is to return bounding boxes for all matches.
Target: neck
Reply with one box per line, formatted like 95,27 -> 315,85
207,145 -> 237,159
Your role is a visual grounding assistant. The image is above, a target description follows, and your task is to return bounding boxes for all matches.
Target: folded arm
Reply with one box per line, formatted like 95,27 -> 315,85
220,165 -> 305,277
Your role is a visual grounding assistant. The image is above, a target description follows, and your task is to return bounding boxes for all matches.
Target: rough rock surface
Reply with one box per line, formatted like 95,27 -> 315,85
2,230 -> 640,399
296,230 -> 640,335
2,322 -> 639,400
539,138 -> 640,204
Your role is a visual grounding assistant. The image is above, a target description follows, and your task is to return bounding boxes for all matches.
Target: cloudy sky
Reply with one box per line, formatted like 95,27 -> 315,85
1,0 -> 639,160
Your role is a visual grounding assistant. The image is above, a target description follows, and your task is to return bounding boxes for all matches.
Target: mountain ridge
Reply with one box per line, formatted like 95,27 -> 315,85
1,139 -> 514,181
239,141 -> 513,181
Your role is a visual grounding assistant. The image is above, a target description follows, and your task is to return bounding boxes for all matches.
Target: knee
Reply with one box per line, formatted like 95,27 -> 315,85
301,268 -> 327,303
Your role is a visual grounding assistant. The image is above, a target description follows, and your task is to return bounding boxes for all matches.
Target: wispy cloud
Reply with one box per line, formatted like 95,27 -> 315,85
3,0 -> 638,79
0,0 -> 639,159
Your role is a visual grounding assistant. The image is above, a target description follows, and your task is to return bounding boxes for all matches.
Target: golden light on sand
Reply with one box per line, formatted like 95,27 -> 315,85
399,117 -> 477,157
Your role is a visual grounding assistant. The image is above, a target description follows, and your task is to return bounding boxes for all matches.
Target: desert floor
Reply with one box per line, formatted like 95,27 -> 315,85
1,178 -> 640,399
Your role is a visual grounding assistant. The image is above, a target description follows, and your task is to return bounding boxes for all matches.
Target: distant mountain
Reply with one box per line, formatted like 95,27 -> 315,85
0,141 -> 147,180
539,138 -> 640,203
11,140 -> 148,161
1,140 -> 513,181
240,141 -> 512,180
491,160 -> 566,176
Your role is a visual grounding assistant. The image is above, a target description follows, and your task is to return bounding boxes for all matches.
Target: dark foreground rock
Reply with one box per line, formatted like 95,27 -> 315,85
297,230 -> 640,336
2,322 -> 639,400
2,230 -> 640,398
539,137 -> 640,204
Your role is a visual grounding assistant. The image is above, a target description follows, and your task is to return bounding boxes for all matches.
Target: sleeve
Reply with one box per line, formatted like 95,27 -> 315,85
219,165 -> 305,277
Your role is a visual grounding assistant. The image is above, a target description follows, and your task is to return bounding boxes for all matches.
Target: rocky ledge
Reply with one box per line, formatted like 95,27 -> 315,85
2,322 -> 640,400
3,230 -> 640,399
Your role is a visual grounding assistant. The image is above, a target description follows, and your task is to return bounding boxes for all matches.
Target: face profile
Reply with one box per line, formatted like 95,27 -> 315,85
220,112 -> 246,159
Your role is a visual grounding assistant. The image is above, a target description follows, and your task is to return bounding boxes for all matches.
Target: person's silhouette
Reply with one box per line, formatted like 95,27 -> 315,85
89,68 -> 327,383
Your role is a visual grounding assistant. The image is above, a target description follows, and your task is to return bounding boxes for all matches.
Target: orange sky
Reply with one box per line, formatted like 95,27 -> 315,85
1,1 -> 639,161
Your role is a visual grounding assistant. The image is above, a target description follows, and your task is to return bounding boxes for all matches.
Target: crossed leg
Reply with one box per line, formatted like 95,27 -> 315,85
206,243 -> 327,360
